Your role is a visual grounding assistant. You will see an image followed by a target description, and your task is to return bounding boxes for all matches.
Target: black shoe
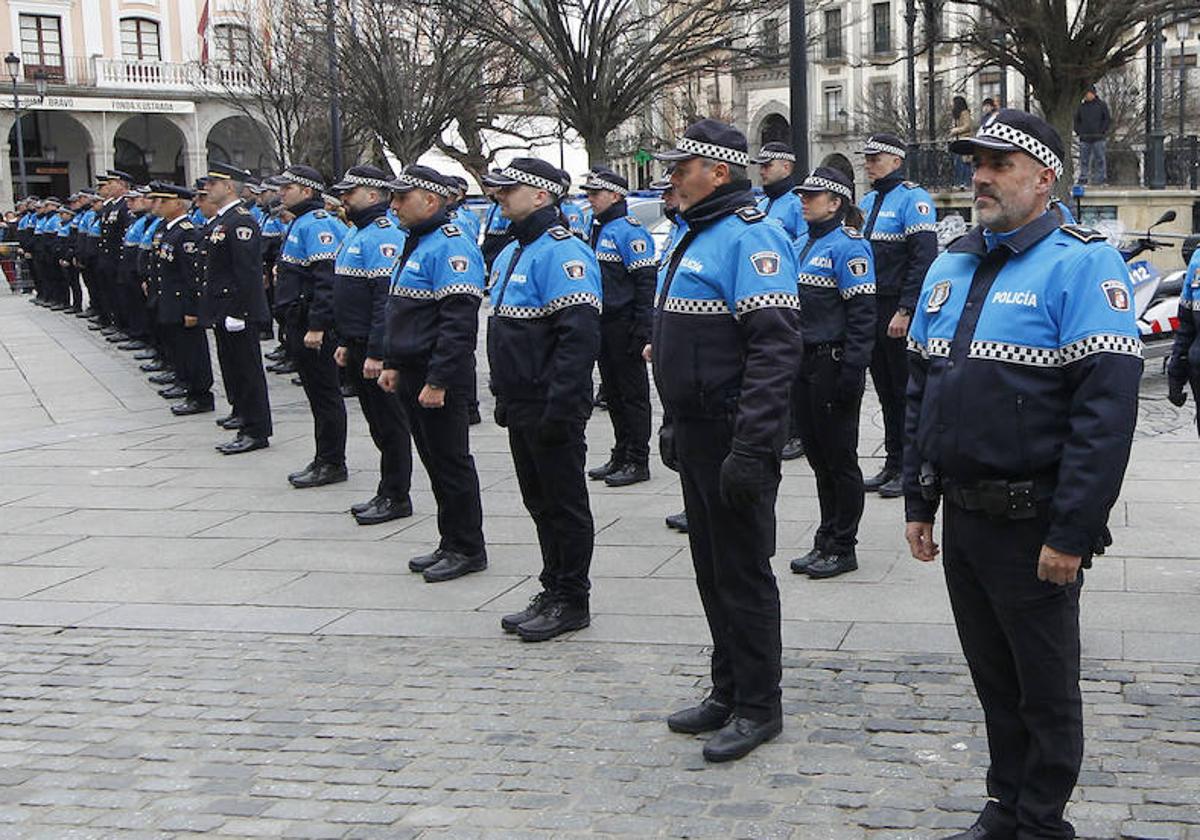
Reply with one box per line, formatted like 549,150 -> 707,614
409,549 -> 445,573
265,346 -> 287,361
877,476 -> 903,498
468,407 -> 482,426
118,339 -> 149,351
667,696 -> 733,734
267,360 -> 296,374
217,436 -> 269,455
516,599 -> 590,641
158,384 -> 189,399
864,467 -> 899,491
939,822 -> 1011,840
105,332 -> 129,343
215,414 -> 244,430
587,458 -> 620,480
501,591 -> 553,633
171,398 -> 215,416
702,716 -> 782,763
77,308 -> 96,319
790,547 -> 823,574
351,494 -> 385,516
665,511 -> 688,533
289,461 -> 348,489
805,550 -> 858,579
133,349 -> 158,361
148,372 -> 176,386
338,383 -> 357,398
140,360 -> 167,372
423,551 -> 487,583
780,437 -> 805,461
50,303 -> 71,311
87,322 -> 105,331
354,496 -> 413,525
287,460 -> 318,482
291,376 -> 303,386
605,463 -> 650,487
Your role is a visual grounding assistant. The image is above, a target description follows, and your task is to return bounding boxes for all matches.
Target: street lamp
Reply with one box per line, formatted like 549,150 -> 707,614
33,69 -> 47,101
4,52 -> 29,200
1148,17 -> 1167,189
1176,16 -> 1191,144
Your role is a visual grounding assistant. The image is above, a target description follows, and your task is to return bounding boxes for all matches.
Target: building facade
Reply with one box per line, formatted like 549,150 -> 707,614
0,0 -> 276,204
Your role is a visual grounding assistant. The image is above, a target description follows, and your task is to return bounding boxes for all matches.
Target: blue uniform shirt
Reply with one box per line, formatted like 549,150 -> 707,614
277,206 -> 347,324
450,206 -> 480,243
793,222 -> 877,369
334,210 -> 406,358
757,188 -> 807,241
591,206 -> 656,323
1167,246 -> 1200,395
565,199 -> 593,239
859,177 -> 938,308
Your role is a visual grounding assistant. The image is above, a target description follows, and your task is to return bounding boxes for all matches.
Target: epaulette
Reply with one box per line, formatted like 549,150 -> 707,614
180,220 -> 194,230
842,225 -> 863,239
735,206 -> 765,223
902,180 -> 919,189
375,217 -> 392,228
625,215 -> 642,227
441,223 -> 461,237
548,226 -> 573,240
1059,224 -> 1105,243
235,206 -> 250,215
313,209 -> 329,218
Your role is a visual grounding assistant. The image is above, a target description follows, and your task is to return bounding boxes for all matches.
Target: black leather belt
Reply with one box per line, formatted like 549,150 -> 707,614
943,476 -> 1056,520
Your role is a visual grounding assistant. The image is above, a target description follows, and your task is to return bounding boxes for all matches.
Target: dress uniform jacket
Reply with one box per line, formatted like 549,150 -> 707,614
154,217 -> 201,325
858,173 -> 938,311
903,213 -> 1143,555
199,203 -> 270,326
276,203 -> 346,331
333,205 -> 406,360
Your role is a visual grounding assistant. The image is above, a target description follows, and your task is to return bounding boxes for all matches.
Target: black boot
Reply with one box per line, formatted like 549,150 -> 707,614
587,458 -> 621,480
664,511 -> 688,532
171,397 -> 215,416
667,696 -> 733,734
516,599 -> 589,641
864,466 -> 899,491
780,437 -> 805,460
604,463 -> 649,487
805,550 -> 858,579
422,550 -> 487,583
702,716 -> 782,762
409,549 -> 444,573
501,591 -> 552,633
790,547 -> 824,574
877,475 -> 903,498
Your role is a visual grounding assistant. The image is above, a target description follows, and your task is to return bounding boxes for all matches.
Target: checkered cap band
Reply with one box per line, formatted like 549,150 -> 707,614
277,171 -> 325,191
976,122 -> 1063,177
863,141 -> 907,158
500,167 -> 565,197
676,136 -> 749,167
583,177 -> 628,196
340,174 -> 393,191
800,176 -> 853,200
395,173 -> 453,197
756,149 -> 796,162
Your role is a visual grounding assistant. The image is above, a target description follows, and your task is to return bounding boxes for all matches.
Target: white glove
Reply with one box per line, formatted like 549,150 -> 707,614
224,316 -> 246,333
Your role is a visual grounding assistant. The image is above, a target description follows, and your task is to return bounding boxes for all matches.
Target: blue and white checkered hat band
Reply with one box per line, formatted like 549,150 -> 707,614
799,175 -> 853,200
976,122 -> 1063,177
863,140 -> 907,158
339,173 -> 393,191
582,176 -> 627,195
278,171 -> 325,191
676,136 -> 749,167
756,149 -> 796,162
501,167 -> 565,197
395,173 -> 454,197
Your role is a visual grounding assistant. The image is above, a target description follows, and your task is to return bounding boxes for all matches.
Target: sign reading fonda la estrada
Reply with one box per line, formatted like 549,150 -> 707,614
0,95 -> 195,114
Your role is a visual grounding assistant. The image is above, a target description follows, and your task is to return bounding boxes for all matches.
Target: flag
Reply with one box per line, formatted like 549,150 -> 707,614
198,0 -> 211,64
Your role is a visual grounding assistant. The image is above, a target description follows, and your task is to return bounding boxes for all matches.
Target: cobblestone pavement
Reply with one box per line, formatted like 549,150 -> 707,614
0,628 -> 1197,840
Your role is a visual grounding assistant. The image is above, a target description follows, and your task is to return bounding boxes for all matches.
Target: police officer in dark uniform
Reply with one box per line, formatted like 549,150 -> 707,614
200,161 -> 274,454
1167,237 -> 1200,432
579,168 -> 656,487
97,171 -> 134,336
275,165 -> 349,487
858,133 -> 938,497
483,158 -> 602,641
328,165 -> 414,525
904,110 -> 1142,840
147,183 -> 214,417
790,168 -> 876,579
379,165 -> 488,581
651,120 -> 802,762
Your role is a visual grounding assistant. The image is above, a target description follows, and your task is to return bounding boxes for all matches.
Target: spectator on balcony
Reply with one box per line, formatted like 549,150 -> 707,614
981,98 -> 997,118
1074,85 -> 1111,186
949,96 -> 973,188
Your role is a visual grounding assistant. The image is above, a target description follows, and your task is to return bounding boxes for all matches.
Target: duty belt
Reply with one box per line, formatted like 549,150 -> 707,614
942,475 -> 1056,521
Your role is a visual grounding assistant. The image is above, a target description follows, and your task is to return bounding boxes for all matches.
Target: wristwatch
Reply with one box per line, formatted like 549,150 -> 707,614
896,307 -> 912,317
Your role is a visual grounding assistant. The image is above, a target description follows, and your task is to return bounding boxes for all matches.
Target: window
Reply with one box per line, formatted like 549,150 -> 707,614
213,24 -> 252,64
979,69 -> 1003,107
870,79 -> 893,111
19,14 -> 63,81
824,9 -> 843,59
872,3 -> 892,54
761,17 -> 780,57
121,18 -> 161,61
823,85 -> 846,131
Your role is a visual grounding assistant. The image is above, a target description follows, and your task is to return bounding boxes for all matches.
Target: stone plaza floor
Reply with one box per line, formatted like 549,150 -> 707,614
0,292 -> 1197,838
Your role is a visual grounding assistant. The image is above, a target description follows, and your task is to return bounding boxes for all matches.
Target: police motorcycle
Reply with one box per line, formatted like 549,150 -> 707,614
1114,210 -> 1189,361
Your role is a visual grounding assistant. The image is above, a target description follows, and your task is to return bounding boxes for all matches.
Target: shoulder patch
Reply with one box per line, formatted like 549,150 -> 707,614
624,215 -> 641,227
180,220 -> 194,230
235,206 -> 251,215
313,210 -> 329,218
440,223 -> 461,237
902,180 -> 919,189
735,206 -> 766,223
375,217 -> 392,228
841,225 -> 863,239
548,226 -> 573,240
1059,224 -> 1105,244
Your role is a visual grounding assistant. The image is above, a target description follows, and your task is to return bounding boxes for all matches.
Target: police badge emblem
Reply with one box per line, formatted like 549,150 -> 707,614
562,260 -> 587,280
210,228 -> 226,243
448,255 -> 469,273
926,279 -> 951,312
631,239 -> 647,254
380,244 -> 397,258
848,257 -> 870,278
750,251 -> 781,276
1100,278 -> 1130,312
235,227 -> 253,241
318,232 -> 335,245
916,201 -> 931,215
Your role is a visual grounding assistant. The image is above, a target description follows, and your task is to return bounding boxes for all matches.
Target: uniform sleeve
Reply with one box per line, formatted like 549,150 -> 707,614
836,237 -> 877,372
229,220 -> 265,318
1167,258 -> 1199,390
306,221 -> 344,331
541,249 -> 602,422
902,274 -> 939,523
728,224 -> 803,454
618,224 -> 658,339
426,239 -> 485,388
901,191 -> 938,312
366,229 -> 404,359
1046,246 -> 1143,556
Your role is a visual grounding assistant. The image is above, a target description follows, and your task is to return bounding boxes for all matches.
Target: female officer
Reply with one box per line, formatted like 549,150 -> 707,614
1167,243 -> 1200,434
789,167 -> 876,579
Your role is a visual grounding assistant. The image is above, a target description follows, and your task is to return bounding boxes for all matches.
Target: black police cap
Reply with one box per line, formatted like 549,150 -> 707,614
207,161 -> 253,183
105,170 -> 134,184
330,165 -> 394,193
949,108 -> 1065,177
147,182 -> 195,201
749,141 -> 796,164
481,158 -> 568,197
275,164 -> 326,192
861,133 -> 908,159
655,119 -> 749,167
795,166 -> 855,201
449,175 -> 469,191
582,168 -> 629,195
390,164 -> 454,197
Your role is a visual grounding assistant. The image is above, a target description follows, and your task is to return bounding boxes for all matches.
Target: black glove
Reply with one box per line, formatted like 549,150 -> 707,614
659,424 -> 678,472
833,364 -> 866,406
493,401 -> 508,428
1167,382 -> 1187,408
719,445 -> 776,511
536,418 -> 571,447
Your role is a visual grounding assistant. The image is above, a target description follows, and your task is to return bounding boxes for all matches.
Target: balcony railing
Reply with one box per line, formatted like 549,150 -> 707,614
27,56 -> 250,94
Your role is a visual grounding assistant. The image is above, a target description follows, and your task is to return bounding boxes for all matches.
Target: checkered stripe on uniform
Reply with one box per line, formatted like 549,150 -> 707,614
865,141 -> 907,158
389,286 -> 436,300
596,252 -> 623,262
800,176 -> 853,199
1059,334 -> 1143,364
869,231 -> 905,242
435,283 -> 484,300
337,266 -> 393,279
629,257 -> 656,270
548,291 -> 600,312
968,340 -> 1061,368
905,223 -> 937,235
735,291 -> 801,317
976,122 -> 1063,177
305,250 -> 340,265
927,337 -> 951,357
906,336 -> 927,357
500,167 -> 565,197
841,283 -> 876,300
675,136 -> 750,167
663,297 -> 732,315
798,272 -> 837,288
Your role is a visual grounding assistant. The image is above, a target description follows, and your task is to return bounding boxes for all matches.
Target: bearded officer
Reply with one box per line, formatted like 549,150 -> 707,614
652,119 -> 802,762
904,110 -> 1142,840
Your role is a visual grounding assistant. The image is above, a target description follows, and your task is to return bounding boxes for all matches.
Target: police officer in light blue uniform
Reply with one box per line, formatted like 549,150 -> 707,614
480,186 -> 514,272
750,141 -> 806,241
564,192 -> 593,240
1167,244 -> 1200,433
789,168 -> 876,580
380,165 -> 488,583
483,157 -> 602,642
857,133 -> 938,497
328,165 -> 414,526
652,120 -> 801,764
903,110 -> 1142,840
446,176 -> 481,243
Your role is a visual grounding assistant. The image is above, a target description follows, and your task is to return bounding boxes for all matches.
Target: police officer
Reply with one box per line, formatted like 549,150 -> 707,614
446,176 -> 481,243
904,110 -> 1142,840
1167,236 -> 1200,432
483,157 -> 602,641
651,120 -> 801,762
116,188 -> 156,353
97,171 -> 134,337
200,161 -> 274,454
858,133 -> 938,498
789,168 -> 876,579
654,176 -> 689,535
750,141 -> 806,241
579,168 -> 656,487
32,197 -> 61,307
82,193 -> 106,327
53,202 -> 78,311
480,184 -> 515,272
379,165 -> 488,581
147,183 -> 214,416
275,165 -> 349,487
328,165 -> 415,525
